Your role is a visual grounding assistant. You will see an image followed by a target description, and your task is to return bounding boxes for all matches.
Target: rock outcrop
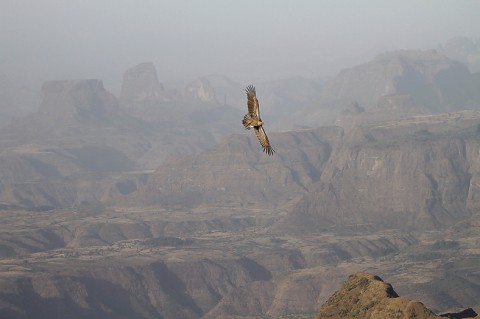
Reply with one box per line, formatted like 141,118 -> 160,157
278,111 -> 480,232
302,50 -> 480,127
438,36 -> 480,73
132,110 -> 480,231
328,50 -> 475,112
314,272 -> 443,319
185,78 -> 218,103
119,62 -> 165,105
139,126 -> 340,210
38,79 -> 119,123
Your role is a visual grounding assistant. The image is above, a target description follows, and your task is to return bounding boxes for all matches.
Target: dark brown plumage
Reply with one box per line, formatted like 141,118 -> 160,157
242,85 -> 274,155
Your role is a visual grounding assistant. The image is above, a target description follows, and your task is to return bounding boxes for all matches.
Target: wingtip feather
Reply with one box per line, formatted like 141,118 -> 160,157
264,147 -> 275,156
245,85 -> 256,95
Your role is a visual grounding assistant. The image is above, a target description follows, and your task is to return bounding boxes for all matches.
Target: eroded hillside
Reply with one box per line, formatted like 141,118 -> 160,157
1,49 -> 480,318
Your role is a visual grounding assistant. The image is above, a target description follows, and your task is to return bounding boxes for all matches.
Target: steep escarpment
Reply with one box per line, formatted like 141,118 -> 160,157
0,252 -> 330,319
301,50 -> 480,127
7,79 -> 121,140
3,51 -> 479,212
120,62 -> 165,105
135,110 -> 480,232
0,76 -> 225,210
118,62 -> 240,141
0,205 -> 434,319
139,126 -> 340,210
335,50 -> 477,112
438,36 -> 480,73
285,139 -> 472,230
276,111 -> 480,232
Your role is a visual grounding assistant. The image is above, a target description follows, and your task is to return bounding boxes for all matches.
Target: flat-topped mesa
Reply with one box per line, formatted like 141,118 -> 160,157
39,79 -> 118,122
119,62 -> 165,105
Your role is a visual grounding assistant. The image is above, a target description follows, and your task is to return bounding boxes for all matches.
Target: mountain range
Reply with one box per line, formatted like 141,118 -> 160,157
0,42 -> 480,318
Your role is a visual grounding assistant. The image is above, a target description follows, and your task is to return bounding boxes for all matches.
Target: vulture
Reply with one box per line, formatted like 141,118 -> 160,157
242,85 -> 274,155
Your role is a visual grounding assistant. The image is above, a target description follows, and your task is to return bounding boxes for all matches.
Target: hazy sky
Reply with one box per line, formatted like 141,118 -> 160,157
1,0 -> 480,90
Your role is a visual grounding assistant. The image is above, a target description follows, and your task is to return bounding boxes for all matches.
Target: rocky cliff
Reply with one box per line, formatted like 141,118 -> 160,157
0,233 -> 351,319
135,110 -> 480,232
138,126 -> 340,210
438,36 -> 480,73
279,110 -> 480,232
0,77 -> 220,210
39,79 -> 119,124
120,62 -> 165,105
185,78 -> 218,103
314,272 -> 444,319
300,50 -> 480,127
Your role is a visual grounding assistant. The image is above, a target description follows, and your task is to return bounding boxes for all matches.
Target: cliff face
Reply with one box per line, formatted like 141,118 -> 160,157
140,110 -> 480,232
0,251 -> 339,319
279,111 -> 480,232
7,79 -> 122,141
301,50 -> 480,127
142,126 -> 340,210
39,79 -> 119,123
438,36 -> 480,73
0,74 -> 226,210
314,272 -> 443,319
185,78 -> 218,103
324,50 -> 475,112
120,62 -> 165,105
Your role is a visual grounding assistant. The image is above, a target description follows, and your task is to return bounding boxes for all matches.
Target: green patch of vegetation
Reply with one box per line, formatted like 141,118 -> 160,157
269,236 -> 287,245
412,128 -> 433,141
68,145 -> 133,172
144,236 -> 193,247
409,251 -> 443,261
279,313 -> 315,319
32,205 -> 56,212
431,240 -> 460,250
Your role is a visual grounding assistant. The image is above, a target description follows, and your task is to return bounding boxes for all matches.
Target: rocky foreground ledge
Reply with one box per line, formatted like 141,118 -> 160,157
314,272 -> 478,319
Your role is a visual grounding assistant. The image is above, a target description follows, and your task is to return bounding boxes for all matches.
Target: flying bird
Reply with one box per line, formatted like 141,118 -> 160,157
242,85 -> 274,155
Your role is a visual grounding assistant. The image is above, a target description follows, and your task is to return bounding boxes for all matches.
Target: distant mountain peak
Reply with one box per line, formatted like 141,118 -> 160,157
120,62 -> 164,104
39,79 -> 118,122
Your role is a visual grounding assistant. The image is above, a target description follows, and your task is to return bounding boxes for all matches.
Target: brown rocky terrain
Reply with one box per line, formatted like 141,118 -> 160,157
438,36 -> 480,73
1,49 -> 480,318
132,109 -> 480,233
118,62 -> 241,141
0,207 -> 478,319
279,111 -> 480,232
314,272 -> 478,319
299,49 -> 480,127
0,73 -> 237,210
2,50 -> 479,212
120,62 -> 166,105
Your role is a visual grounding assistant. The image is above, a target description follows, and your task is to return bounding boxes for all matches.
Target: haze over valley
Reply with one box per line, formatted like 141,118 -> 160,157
1,1 -> 480,318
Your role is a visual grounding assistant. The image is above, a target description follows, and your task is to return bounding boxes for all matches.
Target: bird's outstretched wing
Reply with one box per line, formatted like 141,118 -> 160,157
245,85 -> 260,117
254,126 -> 274,156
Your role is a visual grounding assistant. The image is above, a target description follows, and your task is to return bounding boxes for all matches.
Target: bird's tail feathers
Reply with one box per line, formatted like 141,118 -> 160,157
242,114 -> 253,130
